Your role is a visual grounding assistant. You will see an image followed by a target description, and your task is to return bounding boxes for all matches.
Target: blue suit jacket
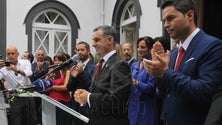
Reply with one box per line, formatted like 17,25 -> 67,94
160,30 -> 222,125
128,56 -> 157,125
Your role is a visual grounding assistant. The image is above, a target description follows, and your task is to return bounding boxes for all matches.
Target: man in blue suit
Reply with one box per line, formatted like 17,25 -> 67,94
143,0 -> 222,125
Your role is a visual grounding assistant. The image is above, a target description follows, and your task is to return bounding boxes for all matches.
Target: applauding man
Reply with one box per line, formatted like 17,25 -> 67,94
143,0 -> 222,125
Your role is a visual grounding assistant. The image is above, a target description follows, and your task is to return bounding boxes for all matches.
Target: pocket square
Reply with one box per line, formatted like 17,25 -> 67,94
185,57 -> 194,63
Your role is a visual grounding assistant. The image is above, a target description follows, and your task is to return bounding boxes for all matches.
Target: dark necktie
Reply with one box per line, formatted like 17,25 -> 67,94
175,46 -> 185,71
95,59 -> 104,80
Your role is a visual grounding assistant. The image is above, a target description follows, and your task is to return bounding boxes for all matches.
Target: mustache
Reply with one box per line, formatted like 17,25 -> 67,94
124,54 -> 131,57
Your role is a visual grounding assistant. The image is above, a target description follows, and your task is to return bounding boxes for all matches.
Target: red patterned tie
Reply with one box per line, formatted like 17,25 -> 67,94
175,46 -> 185,71
95,59 -> 104,80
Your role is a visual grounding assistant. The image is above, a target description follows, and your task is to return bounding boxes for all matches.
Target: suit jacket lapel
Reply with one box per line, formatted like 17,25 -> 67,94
90,53 -> 118,92
169,48 -> 178,69
96,53 -> 118,81
173,30 -> 204,71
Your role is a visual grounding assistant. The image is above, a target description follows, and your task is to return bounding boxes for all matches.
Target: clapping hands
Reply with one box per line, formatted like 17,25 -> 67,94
143,41 -> 170,78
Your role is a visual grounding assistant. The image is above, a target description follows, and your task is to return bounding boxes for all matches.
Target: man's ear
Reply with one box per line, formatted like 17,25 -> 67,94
185,10 -> 194,23
107,36 -> 114,46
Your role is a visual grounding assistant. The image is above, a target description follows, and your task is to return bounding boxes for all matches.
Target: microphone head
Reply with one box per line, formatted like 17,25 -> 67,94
69,54 -> 80,64
33,79 -> 53,92
47,64 -> 58,69
71,54 -> 80,62
52,54 -> 80,71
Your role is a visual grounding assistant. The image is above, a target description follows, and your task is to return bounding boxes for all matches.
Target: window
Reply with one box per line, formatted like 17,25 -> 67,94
32,9 -> 71,57
120,1 -> 137,57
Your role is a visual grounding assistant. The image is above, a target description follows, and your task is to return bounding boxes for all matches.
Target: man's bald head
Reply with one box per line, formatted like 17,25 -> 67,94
6,46 -> 19,64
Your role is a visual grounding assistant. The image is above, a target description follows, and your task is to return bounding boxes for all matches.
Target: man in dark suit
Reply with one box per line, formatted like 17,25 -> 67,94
204,85 -> 222,125
143,0 -> 222,125
30,49 -> 49,82
67,41 -> 96,125
30,49 -> 49,124
74,25 -> 131,125
121,42 -> 136,67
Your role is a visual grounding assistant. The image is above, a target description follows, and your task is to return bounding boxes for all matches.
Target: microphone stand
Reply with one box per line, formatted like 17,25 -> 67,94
38,58 -> 77,80
39,65 -> 61,80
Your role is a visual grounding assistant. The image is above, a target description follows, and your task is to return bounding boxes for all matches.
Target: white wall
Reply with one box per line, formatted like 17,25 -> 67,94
7,0 -> 102,56
139,0 -> 162,38
6,0 -> 163,57
7,0 -> 44,55
63,0 -> 102,55
103,0 -> 116,25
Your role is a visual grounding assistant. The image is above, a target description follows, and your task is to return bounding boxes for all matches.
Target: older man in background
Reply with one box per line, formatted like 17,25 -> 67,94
122,42 -> 136,67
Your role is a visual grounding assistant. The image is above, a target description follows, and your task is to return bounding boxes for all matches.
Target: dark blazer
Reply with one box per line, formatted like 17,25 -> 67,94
30,62 -> 49,82
128,58 -> 137,68
88,53 -> 131,125
67,60 -> 95,125
160,30 -> 222,125
67,60 -> 96,108
204,85 -> 222,125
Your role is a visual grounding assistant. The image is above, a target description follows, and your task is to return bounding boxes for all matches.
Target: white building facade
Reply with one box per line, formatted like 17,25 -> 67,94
0,0 -> 164,59
4,0 -> 221,59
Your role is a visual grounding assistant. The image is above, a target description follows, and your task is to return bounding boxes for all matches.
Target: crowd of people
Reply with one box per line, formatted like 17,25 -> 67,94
1,0 -> 222,125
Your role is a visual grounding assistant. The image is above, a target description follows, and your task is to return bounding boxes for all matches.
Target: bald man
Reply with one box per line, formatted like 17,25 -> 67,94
0,46 -> 36,125
0,46 -> 32,88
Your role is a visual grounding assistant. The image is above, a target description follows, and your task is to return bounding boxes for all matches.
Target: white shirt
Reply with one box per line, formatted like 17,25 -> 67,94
0,59 -> 33,89
82,58 -> 90,70
178,28 -> 200,51
102,50 -> 116,68
175,28 -> 200,69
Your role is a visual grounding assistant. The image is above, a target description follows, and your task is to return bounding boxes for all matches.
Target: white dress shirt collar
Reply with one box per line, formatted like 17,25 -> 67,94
179,28 -> 200,51
82,58 -> 90,70
102,50 -> 116,63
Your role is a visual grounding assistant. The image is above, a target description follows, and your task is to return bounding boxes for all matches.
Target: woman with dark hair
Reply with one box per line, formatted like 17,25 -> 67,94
128,36 -> 157,125
45,53 -> 71,125
44,56 -> 53,65
153,36 -> 171,51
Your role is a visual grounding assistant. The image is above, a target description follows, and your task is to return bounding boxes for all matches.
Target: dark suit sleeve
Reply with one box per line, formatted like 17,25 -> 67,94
67,62 -> 95,91
204,86 -> 222,125
30,63 -> 49,82
89,61 -> 131,116
66,75 -> 76,91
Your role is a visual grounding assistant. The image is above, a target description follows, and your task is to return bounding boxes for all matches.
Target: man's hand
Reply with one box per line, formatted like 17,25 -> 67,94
74,89 -> 89,105
6,64 -> 17,72
132,78 -> 138,86
143,42 -> 171,78
35,62 -> 43,73
151,41 -> 165,61
70,62 -> 84,77
0,60 -> 4,68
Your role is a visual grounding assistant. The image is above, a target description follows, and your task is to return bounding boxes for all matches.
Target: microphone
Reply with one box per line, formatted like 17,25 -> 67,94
53,54 -> 80,72
47,64 -> 58,69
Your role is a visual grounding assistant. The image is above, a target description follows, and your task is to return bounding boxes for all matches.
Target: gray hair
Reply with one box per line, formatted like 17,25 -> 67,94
93,25 -> 117,42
